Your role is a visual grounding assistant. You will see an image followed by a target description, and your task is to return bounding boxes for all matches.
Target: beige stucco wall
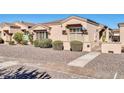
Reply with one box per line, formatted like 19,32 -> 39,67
83,42 -> 92,52
101,43 -> 121,54
86,23 -> 98,42
120,26 -> 124,46
48,25 -> 68,41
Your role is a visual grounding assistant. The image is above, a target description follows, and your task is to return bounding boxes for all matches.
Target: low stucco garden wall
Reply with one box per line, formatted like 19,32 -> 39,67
63,41 -> 70,50
101,43 -> 121,54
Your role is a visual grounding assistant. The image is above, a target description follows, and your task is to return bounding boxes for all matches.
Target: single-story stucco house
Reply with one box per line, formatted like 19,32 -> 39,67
2,15 -> 124,53
30,16 -> 112,51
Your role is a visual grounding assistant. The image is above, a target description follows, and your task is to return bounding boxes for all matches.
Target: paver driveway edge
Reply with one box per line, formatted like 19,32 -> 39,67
68,52 -> 101,68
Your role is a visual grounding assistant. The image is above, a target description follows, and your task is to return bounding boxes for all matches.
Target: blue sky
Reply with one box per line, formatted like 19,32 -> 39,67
0,14 -> 123,29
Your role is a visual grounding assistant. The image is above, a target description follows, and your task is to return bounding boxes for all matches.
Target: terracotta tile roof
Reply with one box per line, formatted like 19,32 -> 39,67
40,19 -> 63,26
118,23 -> 124,27
39,16 -> 107,27
0,22 -> 20,28
30,24 -> 51,30
16,21 -> 35,27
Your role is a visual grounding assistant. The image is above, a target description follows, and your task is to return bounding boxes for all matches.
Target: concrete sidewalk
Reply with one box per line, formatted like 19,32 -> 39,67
68,52 -> 101,68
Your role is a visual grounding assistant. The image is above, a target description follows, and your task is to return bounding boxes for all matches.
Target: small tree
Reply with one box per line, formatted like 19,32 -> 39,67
13,32 -> 23,44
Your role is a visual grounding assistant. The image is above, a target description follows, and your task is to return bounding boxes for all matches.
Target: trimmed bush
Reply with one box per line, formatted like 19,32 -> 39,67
13,32 -> 23,44
9,41 -> 15,45
34,40 -> 40,47
39,39 -> 52,48
52,40 -> 63,50
70,40 -> 83,51
0,38 -> 4,44
21,40 -> 28,45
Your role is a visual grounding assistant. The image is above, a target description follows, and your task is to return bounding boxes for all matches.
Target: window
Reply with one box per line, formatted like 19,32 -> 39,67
77,28 -> 80,32
28,26 -> 32,29
36,32 -> 48,40
22,29 -> 26,32
73,29 -> 76,32
70,29 -> 72,32
69,27 -> 82,33
62,30 -> 67,35
4,33 -> 6,36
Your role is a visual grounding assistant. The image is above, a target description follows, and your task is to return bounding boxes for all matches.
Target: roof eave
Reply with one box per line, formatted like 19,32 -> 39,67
118,23 -> 124,27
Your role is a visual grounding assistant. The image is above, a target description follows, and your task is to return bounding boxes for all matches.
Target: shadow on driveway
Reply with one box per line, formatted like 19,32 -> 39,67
0,66 -> 51,79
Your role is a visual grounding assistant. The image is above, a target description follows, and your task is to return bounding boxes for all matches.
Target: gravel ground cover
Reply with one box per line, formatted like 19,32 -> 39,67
82,53 -> 124,79
0,45 -> 86,64
0,44 -> 89,79
1,44 -> 124,79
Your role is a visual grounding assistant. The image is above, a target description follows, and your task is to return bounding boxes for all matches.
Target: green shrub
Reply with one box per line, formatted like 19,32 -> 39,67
9,41 -> 15,45
29,34 -> 33,44
21,40 -> 28,45
70,40 -> 83,51
52,40 -> 63,50
0,38 -> 4,44
13,32 -> 23,44
39,39 -> 52,48
34,40 -> 40,47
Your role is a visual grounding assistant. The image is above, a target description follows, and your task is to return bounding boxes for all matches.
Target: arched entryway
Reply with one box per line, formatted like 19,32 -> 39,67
99,29 -> 105,40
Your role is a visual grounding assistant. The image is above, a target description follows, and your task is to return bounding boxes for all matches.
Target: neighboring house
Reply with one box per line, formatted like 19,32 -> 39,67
110,23 -> 124,44
102,23 -> 124,54
14,21 -> 35,34
30,16 -> 112,51
112,29 -> 120,42
0,21 -> 35,43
